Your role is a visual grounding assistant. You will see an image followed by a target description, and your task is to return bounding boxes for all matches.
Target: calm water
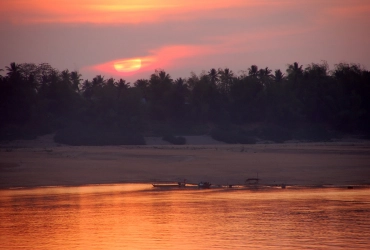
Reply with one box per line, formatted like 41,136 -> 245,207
0,184 -> 369,249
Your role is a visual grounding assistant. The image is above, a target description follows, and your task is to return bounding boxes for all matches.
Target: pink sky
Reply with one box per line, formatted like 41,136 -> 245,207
1,0 -> 369,82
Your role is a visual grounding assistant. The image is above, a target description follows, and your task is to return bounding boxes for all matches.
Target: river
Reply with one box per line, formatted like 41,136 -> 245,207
1,184 -> 369,249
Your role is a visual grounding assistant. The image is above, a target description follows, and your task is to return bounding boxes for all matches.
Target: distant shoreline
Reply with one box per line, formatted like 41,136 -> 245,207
2,182 -> 370,191
1,176 -> 369,190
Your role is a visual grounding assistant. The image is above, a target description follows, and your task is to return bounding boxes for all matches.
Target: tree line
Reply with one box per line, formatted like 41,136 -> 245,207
1,61 -> 369,144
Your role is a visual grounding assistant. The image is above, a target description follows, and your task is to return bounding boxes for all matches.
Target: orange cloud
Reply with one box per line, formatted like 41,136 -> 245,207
326,3 -> 370,18
86,26 -> 314,79
83,44 -> 216,79
148,44 -> 216,68
1,0 -> 257,24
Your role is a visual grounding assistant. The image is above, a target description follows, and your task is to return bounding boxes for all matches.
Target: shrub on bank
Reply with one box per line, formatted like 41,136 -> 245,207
144,122 -> 208,137
0,125 -> 37,141
211,128 -> 256,144
292,125 -> 332,142
256,125 -> 292,143
162,134 -> 186,145
54,123 -> 146,146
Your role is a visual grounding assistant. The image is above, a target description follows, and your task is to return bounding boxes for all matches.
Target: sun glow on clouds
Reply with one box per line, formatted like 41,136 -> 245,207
113,59 -> 142,73
86,44 -> 215,79
92,57 -> 154,77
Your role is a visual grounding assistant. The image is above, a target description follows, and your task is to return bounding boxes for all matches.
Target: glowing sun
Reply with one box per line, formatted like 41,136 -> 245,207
114,58 -> 142,73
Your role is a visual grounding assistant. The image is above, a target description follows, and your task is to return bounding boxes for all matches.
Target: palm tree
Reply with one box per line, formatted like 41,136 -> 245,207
134,79 -> 149,89
186,72 -> 200,90
158,70 -> 171,82
70,71 -> 82,92
174,77 -> 186,87
148,70 -> 173,120
106,78 -> 115,87
150,69 -> 173,86
134,79 -> 149,102
92,75 -> 105,87
218,68 -> 234,93
5,62 -> 20,79
81,80 -> 93,99
172,77 -> 189,112
286,62 -> 303,83
258,67 -> 273,86
273,69 -> 285,83
208,68 -> 219,85
116,79 -> 130,101
117,79 -> 129,89
174,78 -> 189,99
61,70 -> 72,91
248,65 -> 258,77
258,67 -> 272,77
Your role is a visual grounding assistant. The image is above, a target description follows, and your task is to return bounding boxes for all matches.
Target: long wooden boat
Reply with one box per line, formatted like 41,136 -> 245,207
152,182 -> 186,188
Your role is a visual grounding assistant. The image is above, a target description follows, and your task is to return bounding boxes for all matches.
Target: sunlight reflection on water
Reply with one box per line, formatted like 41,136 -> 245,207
1,184 -> 369,249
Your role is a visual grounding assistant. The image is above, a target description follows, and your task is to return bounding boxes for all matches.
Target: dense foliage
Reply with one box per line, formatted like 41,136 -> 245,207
1,61 -> 369,144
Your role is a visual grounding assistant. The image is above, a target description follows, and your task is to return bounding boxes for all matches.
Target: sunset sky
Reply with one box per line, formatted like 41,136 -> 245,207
1,0 -> 370,82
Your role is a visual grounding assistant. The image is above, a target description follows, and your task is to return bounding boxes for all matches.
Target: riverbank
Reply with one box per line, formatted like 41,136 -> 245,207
0,134 -> 370,188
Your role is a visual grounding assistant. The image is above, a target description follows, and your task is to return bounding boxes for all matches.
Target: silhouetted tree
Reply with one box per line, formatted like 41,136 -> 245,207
218,68 -> 234,94
70,71 -> 82,92
208,68 -> 219,85
248,65 -> 259,77
287,62 -> 303,84
258,67 -> 273,87
148,69 -> 173,120
134,78 -> 149,102
273,69 -> 285,83
5,62 -> 21,79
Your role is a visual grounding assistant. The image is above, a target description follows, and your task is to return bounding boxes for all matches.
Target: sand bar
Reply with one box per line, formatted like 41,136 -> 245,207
1,135 -> 370,188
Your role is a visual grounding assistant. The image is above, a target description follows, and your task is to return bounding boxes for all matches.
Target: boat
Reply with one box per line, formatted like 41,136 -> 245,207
245,173 -> 260,185
152,181 -> 186,188
198,181 -> 211,188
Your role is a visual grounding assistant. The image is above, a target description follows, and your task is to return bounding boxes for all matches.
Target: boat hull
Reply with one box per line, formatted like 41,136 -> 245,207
152,183 -> 185,188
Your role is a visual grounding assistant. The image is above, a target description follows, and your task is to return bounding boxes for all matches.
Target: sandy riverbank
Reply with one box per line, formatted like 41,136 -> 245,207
0,134 -> 370,188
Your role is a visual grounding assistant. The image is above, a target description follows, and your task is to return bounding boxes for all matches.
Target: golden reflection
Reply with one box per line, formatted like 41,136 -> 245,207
0,186 -> 369,249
